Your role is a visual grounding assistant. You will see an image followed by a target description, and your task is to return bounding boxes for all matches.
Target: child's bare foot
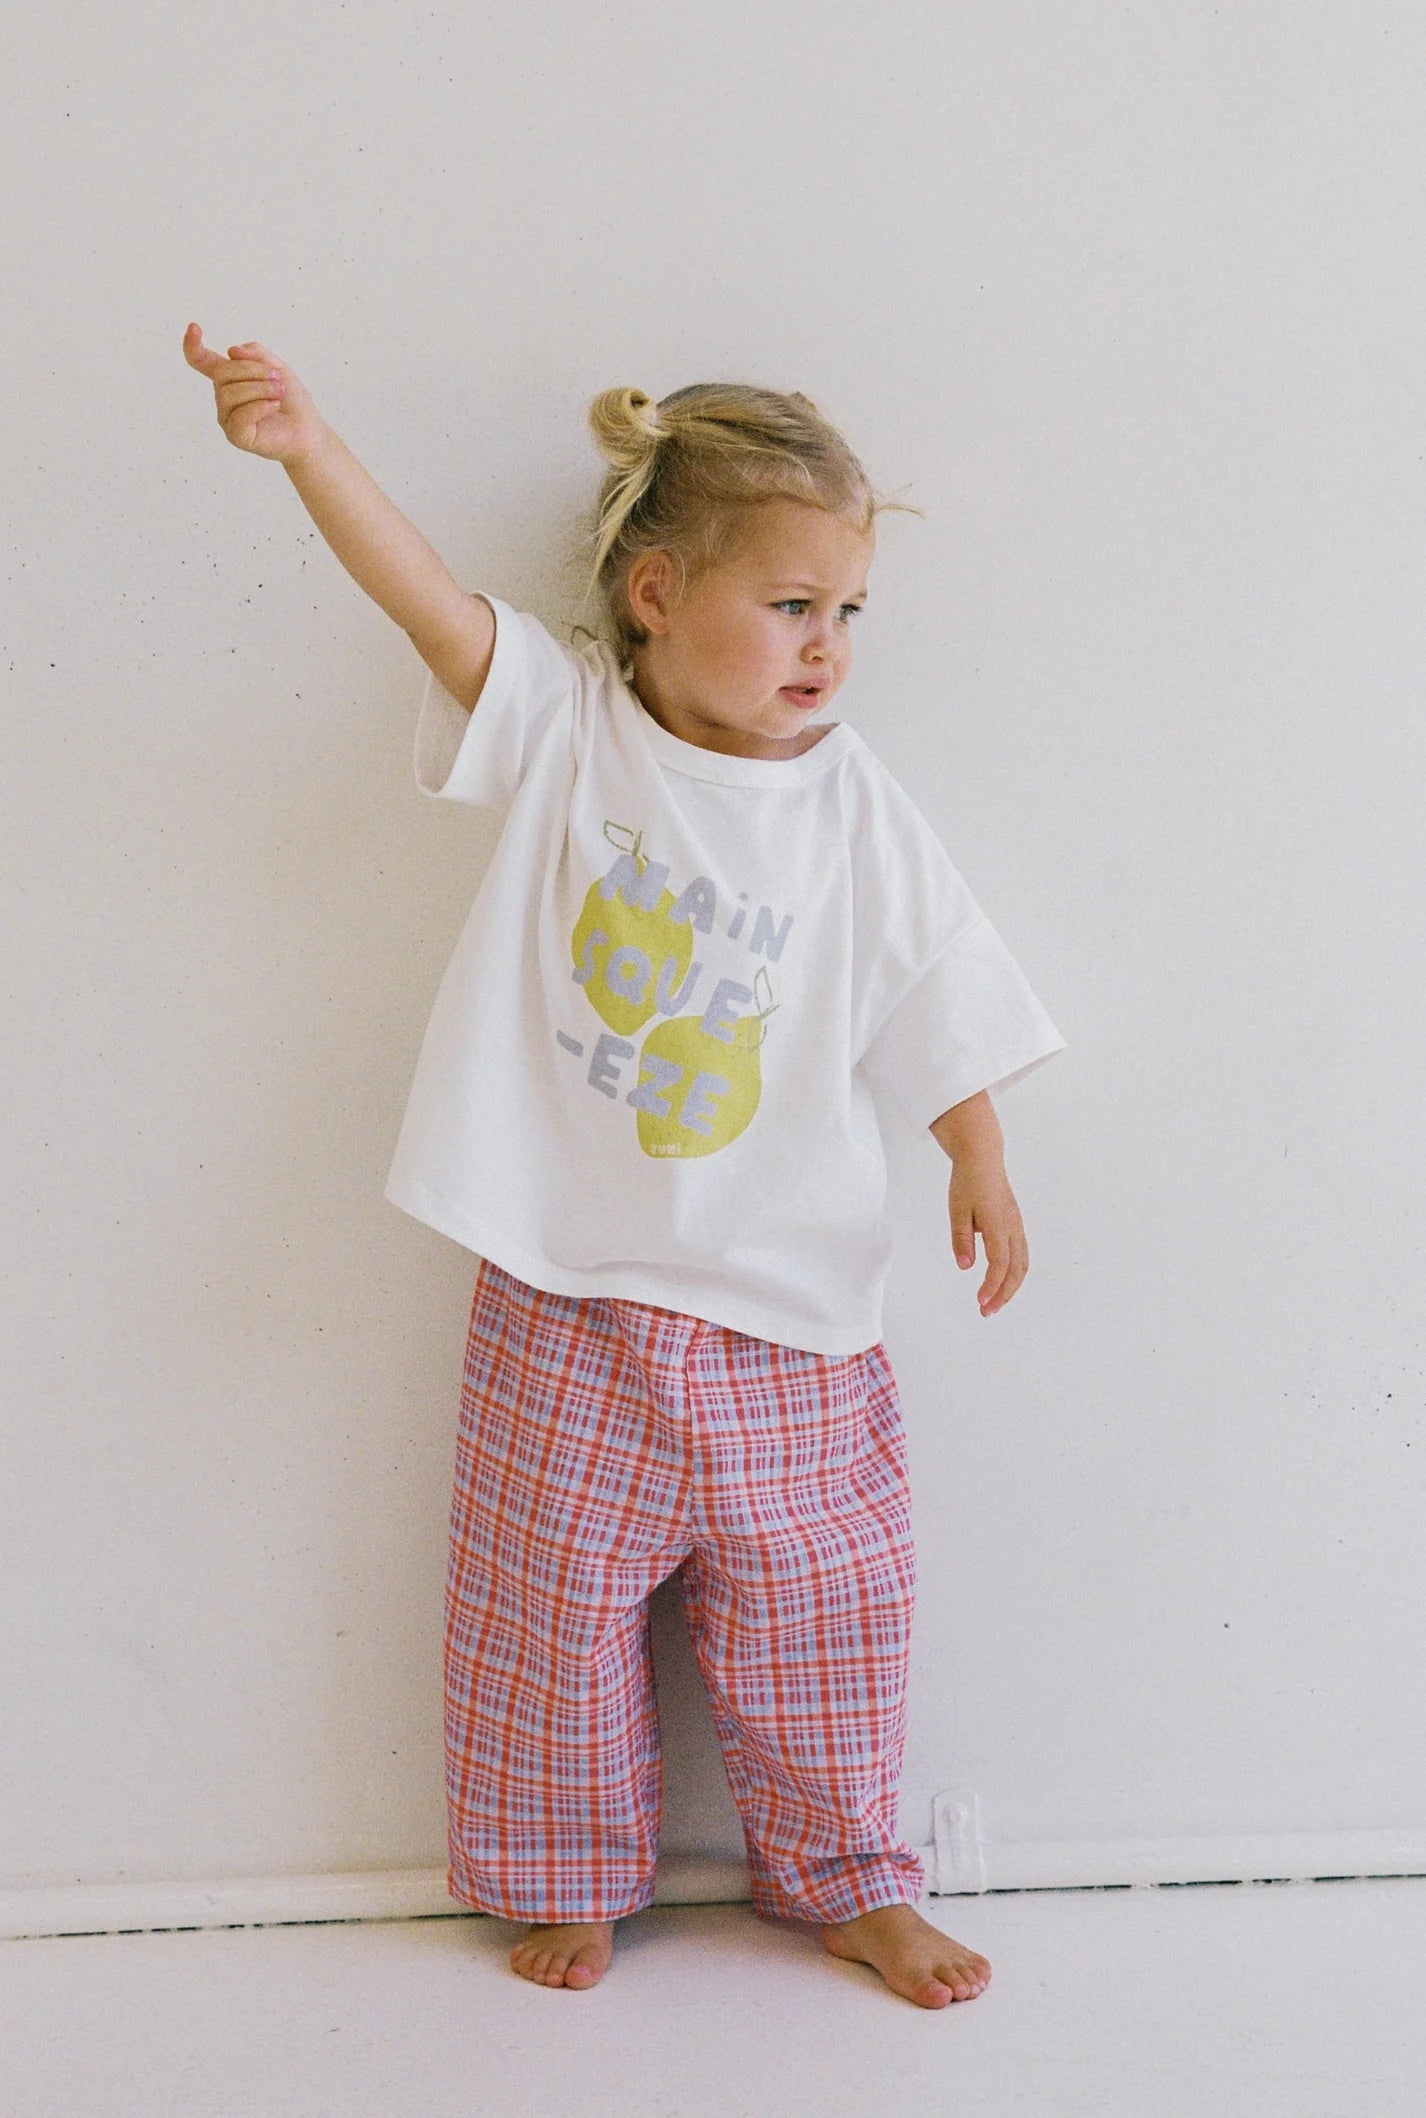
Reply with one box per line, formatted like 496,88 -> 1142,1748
821,1904 -> 992,2009
509,1919 -> 615,1989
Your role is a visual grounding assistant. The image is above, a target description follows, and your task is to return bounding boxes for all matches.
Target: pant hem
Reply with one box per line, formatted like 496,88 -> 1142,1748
447,1867 -> 658,1923
749,1880 -> 926,1925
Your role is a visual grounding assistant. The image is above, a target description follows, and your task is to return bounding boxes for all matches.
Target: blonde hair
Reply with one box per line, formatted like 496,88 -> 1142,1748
576,382 -> 920,667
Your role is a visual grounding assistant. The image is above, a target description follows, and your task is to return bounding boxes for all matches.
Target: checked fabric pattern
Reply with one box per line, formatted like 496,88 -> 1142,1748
442,1257 -> 926,1924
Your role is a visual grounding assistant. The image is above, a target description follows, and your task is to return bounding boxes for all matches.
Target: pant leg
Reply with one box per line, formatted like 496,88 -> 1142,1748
442,1258 -> 693,1921
676,1329 -> 925,1924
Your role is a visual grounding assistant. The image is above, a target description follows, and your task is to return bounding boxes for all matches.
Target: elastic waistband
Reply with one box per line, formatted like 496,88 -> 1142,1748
480,1254 -> 713,1349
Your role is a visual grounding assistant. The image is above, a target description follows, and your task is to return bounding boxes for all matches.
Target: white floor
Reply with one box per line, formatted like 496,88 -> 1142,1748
6,1876 -> 1424,2117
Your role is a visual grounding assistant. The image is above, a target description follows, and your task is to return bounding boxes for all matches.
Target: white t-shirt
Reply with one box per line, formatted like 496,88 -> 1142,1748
384,592 -> 1066,1354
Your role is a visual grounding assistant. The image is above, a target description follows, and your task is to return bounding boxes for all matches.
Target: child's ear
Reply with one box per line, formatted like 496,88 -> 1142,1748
627,550 -> 673,635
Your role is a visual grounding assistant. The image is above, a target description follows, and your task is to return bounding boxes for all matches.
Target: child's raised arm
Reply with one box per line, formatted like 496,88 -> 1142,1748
182,323 -> 495,713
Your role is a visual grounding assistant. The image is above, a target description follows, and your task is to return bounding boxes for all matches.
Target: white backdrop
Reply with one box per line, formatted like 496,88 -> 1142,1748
5,0 -> 1424,1922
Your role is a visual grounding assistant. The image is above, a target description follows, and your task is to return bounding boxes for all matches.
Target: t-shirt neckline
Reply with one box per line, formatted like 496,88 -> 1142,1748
607,652 -> 858,787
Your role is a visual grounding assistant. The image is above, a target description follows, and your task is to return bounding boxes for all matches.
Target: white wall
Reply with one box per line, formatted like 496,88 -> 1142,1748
6,0 -> 1424,1908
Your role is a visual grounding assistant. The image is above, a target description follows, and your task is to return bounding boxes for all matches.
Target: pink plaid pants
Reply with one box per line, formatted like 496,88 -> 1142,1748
442,1256 -> 925,1925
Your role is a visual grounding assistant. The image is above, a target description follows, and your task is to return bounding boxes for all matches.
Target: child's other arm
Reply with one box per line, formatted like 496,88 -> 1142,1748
929,1090 -> 1001,1163
183,324 -> 495,713
929,1091 -> 1029,1317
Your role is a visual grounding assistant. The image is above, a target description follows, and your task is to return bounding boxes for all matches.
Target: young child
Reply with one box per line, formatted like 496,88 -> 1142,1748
183,323 -> 1066,2010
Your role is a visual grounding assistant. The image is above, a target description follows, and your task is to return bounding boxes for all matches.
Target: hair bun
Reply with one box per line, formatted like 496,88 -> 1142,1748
588,386 -> 669,471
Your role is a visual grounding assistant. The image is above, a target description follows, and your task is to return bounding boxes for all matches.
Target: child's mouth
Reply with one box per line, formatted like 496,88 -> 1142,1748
779,685 -> 823,706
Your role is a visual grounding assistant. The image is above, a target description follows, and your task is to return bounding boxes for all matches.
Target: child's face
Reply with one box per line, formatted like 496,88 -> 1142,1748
627,500 -> 875,758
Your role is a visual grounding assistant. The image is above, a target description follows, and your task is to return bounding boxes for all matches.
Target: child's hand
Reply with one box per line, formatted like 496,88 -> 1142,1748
182,323 -> 326,468
947,1149 -> 1028,1316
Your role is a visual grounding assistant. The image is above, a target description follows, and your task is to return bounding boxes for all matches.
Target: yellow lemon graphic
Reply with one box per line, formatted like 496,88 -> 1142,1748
633,968 -> 778,1159
571,821 -> 695,1038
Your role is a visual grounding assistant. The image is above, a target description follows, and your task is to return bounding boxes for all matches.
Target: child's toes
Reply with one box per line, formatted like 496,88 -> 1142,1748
936,1960 -> 981,1999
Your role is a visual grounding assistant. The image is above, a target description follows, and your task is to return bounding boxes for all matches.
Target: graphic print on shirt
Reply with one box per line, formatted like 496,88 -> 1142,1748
566,820 -> 784,1159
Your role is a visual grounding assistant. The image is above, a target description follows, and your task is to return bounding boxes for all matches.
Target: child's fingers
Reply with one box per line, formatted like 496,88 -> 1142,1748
184,327 -> 279,387
183,322 -> 227,375
979,1235 -> 1027,1313
979,1258 -> 1009,1309
217,379 -> 282,415
214,370 -> 281,406
221,340 -> 282,381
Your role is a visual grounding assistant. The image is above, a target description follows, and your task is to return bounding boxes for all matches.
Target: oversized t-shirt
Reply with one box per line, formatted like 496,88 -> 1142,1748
383,592 -> 1066,1354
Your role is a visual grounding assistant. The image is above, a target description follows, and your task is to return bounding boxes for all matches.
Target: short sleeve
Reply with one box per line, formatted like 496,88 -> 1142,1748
856,914 -> 1067,1135
412,591 -> 580,817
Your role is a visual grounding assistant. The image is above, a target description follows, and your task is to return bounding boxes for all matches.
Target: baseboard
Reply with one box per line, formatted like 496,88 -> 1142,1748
6,1827 -> 1424,1941
931,1797 -> 1426,1897
0,1853 -> 767,1941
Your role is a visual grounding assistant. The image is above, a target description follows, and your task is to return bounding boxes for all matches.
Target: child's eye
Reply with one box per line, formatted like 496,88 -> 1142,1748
773,600 -> 865,620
